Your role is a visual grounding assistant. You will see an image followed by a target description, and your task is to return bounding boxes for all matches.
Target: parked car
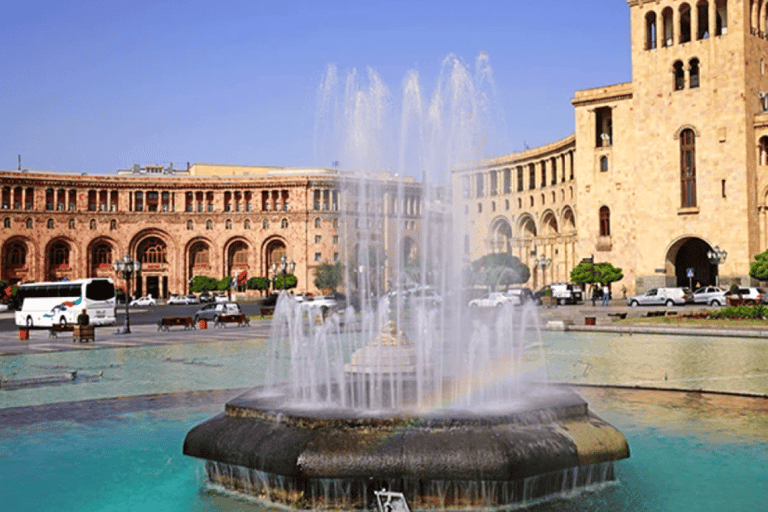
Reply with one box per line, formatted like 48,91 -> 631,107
193,302 -> 242,323
692,286 -> 727,306
129,295 -> 156,307
727,287 -> 768,305
199,291 -> 215,303
186,294 -> 200,304
469,292 -> 520,308
304,295 -> 344,310
549,283 -> 583,305
505,287 -> 537,305
626,287 -> 693,307
167,294 -> 191,305
214,293 -> 228,303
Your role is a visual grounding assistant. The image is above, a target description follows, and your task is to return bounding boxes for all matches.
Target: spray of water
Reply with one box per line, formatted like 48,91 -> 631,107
264,54 -> 545,414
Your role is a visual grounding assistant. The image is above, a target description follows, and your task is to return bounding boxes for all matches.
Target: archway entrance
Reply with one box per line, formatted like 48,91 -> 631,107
668,237 -> 716,288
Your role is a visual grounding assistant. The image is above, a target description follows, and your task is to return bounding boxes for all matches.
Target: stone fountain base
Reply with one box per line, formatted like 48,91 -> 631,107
183,385 -> 629,509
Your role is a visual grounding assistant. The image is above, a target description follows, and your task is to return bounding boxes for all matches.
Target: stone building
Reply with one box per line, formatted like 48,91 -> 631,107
458,0 -> 768,294
0,164 -> 423,298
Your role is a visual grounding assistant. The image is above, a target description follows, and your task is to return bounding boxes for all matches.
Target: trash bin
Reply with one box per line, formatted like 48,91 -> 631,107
18,328 -> 30,341
198,318 -> 207,330
584,317 -> 596,326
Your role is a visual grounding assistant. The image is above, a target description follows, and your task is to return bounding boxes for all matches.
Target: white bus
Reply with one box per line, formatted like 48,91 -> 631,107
15,278 -> 117,328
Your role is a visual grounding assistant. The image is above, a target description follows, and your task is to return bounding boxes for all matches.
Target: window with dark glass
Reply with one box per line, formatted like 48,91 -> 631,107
680,129 -> 697,207
689,58 -> 700,88
674,61 -> 685,90
599,206 -> 611,237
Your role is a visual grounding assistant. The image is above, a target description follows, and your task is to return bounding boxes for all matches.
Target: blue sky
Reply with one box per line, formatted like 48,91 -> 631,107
0,0 -> 631,175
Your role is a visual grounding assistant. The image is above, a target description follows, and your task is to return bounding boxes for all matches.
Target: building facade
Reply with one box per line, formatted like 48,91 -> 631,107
459,0 -> 768,294
0,164 -> 424,298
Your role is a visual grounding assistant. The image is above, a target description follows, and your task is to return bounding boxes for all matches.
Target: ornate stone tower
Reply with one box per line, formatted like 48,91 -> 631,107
574,0 -> 768,291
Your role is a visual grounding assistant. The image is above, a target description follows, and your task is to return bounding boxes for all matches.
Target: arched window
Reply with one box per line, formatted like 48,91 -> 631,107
26,218 -> 33,229
315,217 -> 321,228
3,217 -> 9,228
69,219 -> 75,229
680,129 -> 697,207
759,136 -> 768,165
110,219 -> 117,230
696,1 -> 709,40
262,218 -> 269,229
225,219 -> 232,230
689,58 -> 700,88
244,219 -> 251,229
600,156 -> 609,172
7,242 -> 26,267
674,61 -> 685,90
281,218 -> 288,229
206,220 -> 213,230
715,0 -> 727,36
679,3 -> 692,43
192,244 -> 209,266
333,218 -> 339,228
90,219 -> 97,230
139,237 -> 167,264
50,242 -> 70,267
599,206 -> 611,237
47,218 -> 54,229
94,244 -> 112,267
186,220 -> 193,230
662,7 -> 674,46
646,11 -> 658,49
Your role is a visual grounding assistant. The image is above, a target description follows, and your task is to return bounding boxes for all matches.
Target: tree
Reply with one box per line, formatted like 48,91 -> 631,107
470,253 -> 530,290
246,276 -> 270,295
570,261 -> 623,285
750,249 -> 768,281
190,276 -> 218,293
314,261 -> 344,292
274,274 -> 297,291
217,276 -> 234,291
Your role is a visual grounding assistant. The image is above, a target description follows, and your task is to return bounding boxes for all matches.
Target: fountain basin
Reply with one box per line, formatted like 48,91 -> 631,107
183,385 -> 629,509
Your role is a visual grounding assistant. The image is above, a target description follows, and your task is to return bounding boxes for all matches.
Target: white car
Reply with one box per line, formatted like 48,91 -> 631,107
167,295 -> 191,305
469,292 -> 521,308
130,295 -> 156,307
185,294 -> 200,304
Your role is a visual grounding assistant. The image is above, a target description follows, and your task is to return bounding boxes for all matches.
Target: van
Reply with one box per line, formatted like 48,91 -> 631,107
549,283 -> 583,305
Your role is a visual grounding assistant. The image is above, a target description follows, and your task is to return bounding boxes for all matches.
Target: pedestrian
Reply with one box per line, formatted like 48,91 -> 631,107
77,308 -> 90,326
602,284 -> 610,306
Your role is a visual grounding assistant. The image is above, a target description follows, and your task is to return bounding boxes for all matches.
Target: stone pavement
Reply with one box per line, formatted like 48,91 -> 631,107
0,318 -> 273,356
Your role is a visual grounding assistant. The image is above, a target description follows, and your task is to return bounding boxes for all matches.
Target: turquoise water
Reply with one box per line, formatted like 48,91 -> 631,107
2,332 -> 768,510
2,388 -> 767,511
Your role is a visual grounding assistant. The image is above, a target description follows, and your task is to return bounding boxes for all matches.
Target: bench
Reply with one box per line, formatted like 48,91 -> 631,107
49,324 -> 75,338
259,307 -> 275,318
157,316 -> 195,331
73,325 -> 95,343
607,312 -> 627,320
214,314 -> 249,327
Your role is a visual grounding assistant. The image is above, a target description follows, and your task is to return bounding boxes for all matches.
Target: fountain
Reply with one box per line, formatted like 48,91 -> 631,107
183,55 -> 629,509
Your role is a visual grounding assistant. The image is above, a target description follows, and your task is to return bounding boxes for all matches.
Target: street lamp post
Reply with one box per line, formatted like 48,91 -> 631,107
113,254 -> 141,334
707,245 -> 727,288
533,256 -> 552,289
271,255 -> 295,292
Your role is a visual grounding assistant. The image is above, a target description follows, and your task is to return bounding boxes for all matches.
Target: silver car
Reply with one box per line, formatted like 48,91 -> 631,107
692,286 -> 727,306
627,287 -> 693,307
193,302 -> 242,323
